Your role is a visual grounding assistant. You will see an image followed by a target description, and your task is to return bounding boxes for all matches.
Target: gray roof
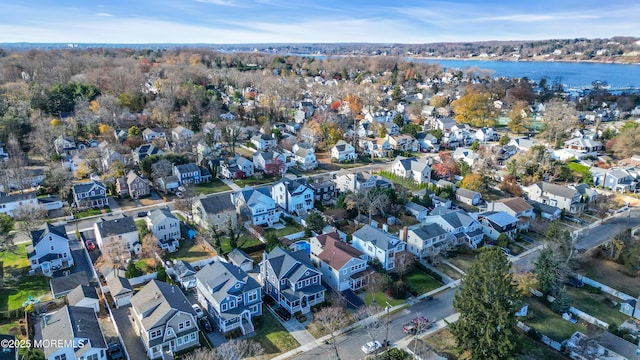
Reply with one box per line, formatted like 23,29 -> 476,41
252,133 -> 274,141
31,223 -> 68,247
405,202 -> 428,212
72,180 -> 106,195
434,210 -> 476,229
480,211 -> 518,227
195,261 -> 260,304
130,280 -> 195,331
175,163 -> 200,174
105,269 -> 132,295
528,200 -> 561,215
456,188 -> 481,199
227,248 -> 253,266
409,223 -> 447,239
42,305 -> 106,358
51,272 -> 89,297
279,179 -> 311,196
148,207 -> 178,225
394,156 -> 429,172
0,191 -> 36,205
536,182 -> 578,199
67,285 -> 98,306
95,214 -> 137,238
233,186 -> 272,207
173,260 -> 196,279
352,225 -> 401,251
196,193 -> 235,215
264,247 -> 318,282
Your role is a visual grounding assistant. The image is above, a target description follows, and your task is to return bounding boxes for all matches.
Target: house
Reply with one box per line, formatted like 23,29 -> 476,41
452,148 -> 480,167
305,177 -> 336,203
292,142 -> 318,170
424,211 -> 484,249
433,117 -> 456,132
196,261 -> 262,334
488,197 -> 535,232
569,184 -> 598,203
100,145 -> 126,172
479,211 -> 519,240
173,163 -> 211,185
602,168 -> 637,192
529,201 -> 562,220
130,280 -> 199,359
72,181 -> 107,209
384,123 -> 401,136
475,127 -> 499,142
38,195 -> 64,212
525,181 -> 584,214
389,134 -> 418,152
192,193 -> 237,232
173,260 -> 197,290
251,133 -> 277,151
51,272 -> 89,298
271,180 -> 314,216
0,192 -> 38,217
143,127 -> 166,142
94,214 -> 140,260
133,144 -> 163,163
400,222 -> 450,259
105,269 -> 133,308
27,223 -> 74,276
41,305 -> 107,360
310,232 -> 369,291
455,188 -> 482,206
220,156 -> 254,179
390,157 -> 431,184
231,187 -> 281,226
227,248 -> 254,272
332,170 -> 392,193
172,125 -> 195,143
146,208 -> 181,252
360,137 -> 393,158
331,140 -> 356,162
564,137 -> 603,153
66,285 -> 100,313
156,176 -> 180,194
0,334 -> 17,360
54,135 -> 77,155
260,247 -> 325,315
405,202 -> 428,220
125,170 -> 150,199
202,122 -> 222,141
416,133 -> 440,152
508,138 -> 536,152
253,151 -> 284,173
352,225 -> 406,272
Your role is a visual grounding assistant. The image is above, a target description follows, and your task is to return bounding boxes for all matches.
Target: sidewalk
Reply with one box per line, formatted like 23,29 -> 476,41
419,260 -> 455,284
221,178 -> 242,191
266,306 -> 316,347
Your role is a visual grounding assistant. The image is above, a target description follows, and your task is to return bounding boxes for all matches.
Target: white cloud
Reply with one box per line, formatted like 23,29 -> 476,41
96,12 -> 112,17
193,0 -> 242,7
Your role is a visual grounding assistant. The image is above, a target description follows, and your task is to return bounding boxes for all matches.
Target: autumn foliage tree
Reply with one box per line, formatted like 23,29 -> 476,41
432,152 -> 460,180
508,101 -> 531,134
460,172 -> 486,193
344,93 -> 363,119
264,158 -> 285,177
451,87 -> 497,127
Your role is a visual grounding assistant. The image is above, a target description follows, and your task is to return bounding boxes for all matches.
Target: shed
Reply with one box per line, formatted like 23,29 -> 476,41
456,188 -> 482,206
227,248 -> 254,272
405,202 -> 428,220
105,269 -> 133,308
66,285 -> 100,313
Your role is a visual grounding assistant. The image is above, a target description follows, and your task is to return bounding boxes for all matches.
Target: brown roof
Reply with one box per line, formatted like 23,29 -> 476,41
314,232 -> 341,247
317,236 -> 363,270
496,197 -> 533,213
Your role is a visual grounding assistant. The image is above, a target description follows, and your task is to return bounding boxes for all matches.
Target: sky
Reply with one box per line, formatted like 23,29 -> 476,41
0,0 -> 639,44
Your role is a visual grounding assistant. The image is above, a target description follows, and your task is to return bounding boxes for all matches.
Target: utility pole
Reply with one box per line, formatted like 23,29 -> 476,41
385,301 -> 392,359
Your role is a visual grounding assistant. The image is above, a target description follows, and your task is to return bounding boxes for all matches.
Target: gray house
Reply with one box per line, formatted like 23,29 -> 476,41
227,248 -> 254,272
172,260 -> 197,290
455,188 -> 482,206
42,305 -> 107,360
105,269 -> 133,308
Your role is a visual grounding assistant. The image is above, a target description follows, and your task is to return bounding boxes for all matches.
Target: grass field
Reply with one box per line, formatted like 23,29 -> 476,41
0,275 -> 51,311
404,268 -> 443,295
566,286 -> 630,327
253,311 -> 300,357
265,223 -> 303,238
134,258 -> 158,274
364,291 -> 405,307
76,207 -> 111,219
524,296 -> 586,342
447,251 -> 478,274
575,255 -> 640,297
191,180 -> 231,195
1,244 -> 29,274
163,240 -> 217,262
220,234 -> 264,254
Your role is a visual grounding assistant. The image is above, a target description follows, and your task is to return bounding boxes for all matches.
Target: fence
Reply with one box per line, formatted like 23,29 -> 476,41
517,321 -> 562,351
569,306 -> 609,329
128,272 -> 158,286
573,274 -> 635,302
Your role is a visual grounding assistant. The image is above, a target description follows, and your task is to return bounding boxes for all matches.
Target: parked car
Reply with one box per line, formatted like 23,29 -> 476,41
199,317 -> 213,332
361,340 -> 382,354
192,304 -> 204,318
107,343 -> 125,360
137,211 -> 148,217
178,186 -> 187,192
85,240 -> 96,251
567,276 -> 584,288
176,192 -> 184,198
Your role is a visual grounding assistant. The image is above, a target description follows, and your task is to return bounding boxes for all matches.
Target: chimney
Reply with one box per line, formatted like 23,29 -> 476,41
401,226 -> 408,242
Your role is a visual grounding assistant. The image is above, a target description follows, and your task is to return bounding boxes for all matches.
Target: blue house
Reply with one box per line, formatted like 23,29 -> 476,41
173,163 -> 211,185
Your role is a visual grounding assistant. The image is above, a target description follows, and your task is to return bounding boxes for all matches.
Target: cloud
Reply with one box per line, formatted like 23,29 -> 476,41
475,13 -> 598,23
96,12 -> 112,17
193,0 -> 242,7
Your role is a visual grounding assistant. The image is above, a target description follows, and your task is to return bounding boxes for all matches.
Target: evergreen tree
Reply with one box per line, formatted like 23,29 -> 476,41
551,286 -> 571,314
451,247 -> 520,360
534,245 -> 565,295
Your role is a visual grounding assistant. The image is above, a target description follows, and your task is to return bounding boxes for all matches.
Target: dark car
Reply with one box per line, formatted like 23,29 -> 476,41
107,343 -> 125,360
199,317 -> 213,332
137,211 -> 148,217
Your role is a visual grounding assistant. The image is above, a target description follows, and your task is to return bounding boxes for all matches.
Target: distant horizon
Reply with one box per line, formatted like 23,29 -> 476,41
1,1 -> 639,44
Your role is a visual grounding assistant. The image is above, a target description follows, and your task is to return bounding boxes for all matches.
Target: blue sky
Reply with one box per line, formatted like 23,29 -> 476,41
0,0 -> 639,44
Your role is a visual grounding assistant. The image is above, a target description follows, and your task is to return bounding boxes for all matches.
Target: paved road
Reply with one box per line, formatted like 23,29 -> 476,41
290,288 -> 456,360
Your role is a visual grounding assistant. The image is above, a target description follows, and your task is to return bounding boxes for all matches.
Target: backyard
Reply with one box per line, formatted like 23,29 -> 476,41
0,244 -> 52,312
523,296 -> 586,342
566,286 -> 630,327
191,179 -> 231,195
446,251 -> 478,274
265,223 -> 303,239
163,240 -> 217,263
253,310 -> 300,357
220,233 -> 264,254
1,244 -> 29,274
575,255 -> 640,298
404,268 -> 443,295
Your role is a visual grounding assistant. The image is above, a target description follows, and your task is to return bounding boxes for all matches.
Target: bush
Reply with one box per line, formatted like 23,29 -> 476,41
415,262 -> 443,283
390,280 -> 409,299
125,262 -> 143,278
156,265 -> 168,282
527,328 -> 542,341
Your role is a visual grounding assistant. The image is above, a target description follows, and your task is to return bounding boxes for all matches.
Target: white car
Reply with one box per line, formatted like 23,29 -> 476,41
361,340 -> 382,354
178,186 -> 187,192
191,304 -> 204,318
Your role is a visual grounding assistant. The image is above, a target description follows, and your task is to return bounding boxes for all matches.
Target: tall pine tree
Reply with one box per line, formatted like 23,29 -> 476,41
451,247 -> 520,360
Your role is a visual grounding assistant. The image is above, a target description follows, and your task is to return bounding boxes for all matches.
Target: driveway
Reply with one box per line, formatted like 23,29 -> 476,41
111,305 -> 148,360
67,233 -> 95,281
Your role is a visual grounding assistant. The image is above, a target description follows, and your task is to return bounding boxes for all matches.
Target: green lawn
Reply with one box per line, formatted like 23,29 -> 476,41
1,244 -> 29,273
75,207 -> 111,219
0,275 -> 51,311
447,251 -> 478,274
134,258 -> 158,274
364,291 -> 405,307
175,213 -> 186,222
253,311 -> 300,356
265,224 -> 303,238
404,268 -> 443,295
566,286 -> 630,327
523,297 -> 586,342
163,240 -> 217,262
220,234 -> 264,254
191,180 -> 231,195
234,176 -> 276,188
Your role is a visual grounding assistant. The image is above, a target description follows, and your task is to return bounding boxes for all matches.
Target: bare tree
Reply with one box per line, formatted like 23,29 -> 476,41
355,305 -> 385,358
13,203 -> 48,240
394,252 -> 415,278
315,304 -> 350,360
183,339 -> 264,360
151,159 -> 174,180
140,233 -> 163,261
366,272 -> 388,304
96,235 -> 131,270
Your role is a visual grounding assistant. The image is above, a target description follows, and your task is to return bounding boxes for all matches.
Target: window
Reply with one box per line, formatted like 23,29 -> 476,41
55,355 -> 67,360
178,320 -> 191,330
150,328 -> 162,339
190,333 -> 196,341
51,246 -> 54,251
177,337 -> 183,346
222,303 -> 228,312
86,354 -> 98,360
248,291 -> 258,302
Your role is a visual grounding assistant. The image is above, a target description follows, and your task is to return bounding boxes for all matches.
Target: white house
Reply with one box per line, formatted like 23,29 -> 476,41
424,211 -> 484,249
390,157 -> 431,184
27,223 -> 74,276
66,285 -> 100,313
142,127 -> 166,142
271,180 -> 314,216
331,140 -> 356,162
172,125 -> 195,142
525,182 -> 584,214
94,215 -> 140,261
475,127 -> 499,142
405,202 -> 428,220
292,142 -> 318,170
146,208 -> 180,252
351,225 -> 406,272
0,192 -> 38,217
253,151 -> 284,173
220,155 -> 255,179
452,148 -> 481,167
42,306 -> 107,360
231,187 -> 281,226
400,222 -> 450,259
310,232 -> 369,291
455,188 -> 482,206
251,133 -> 277,151
105,269 -> 133,308
332,170 -> 393,193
